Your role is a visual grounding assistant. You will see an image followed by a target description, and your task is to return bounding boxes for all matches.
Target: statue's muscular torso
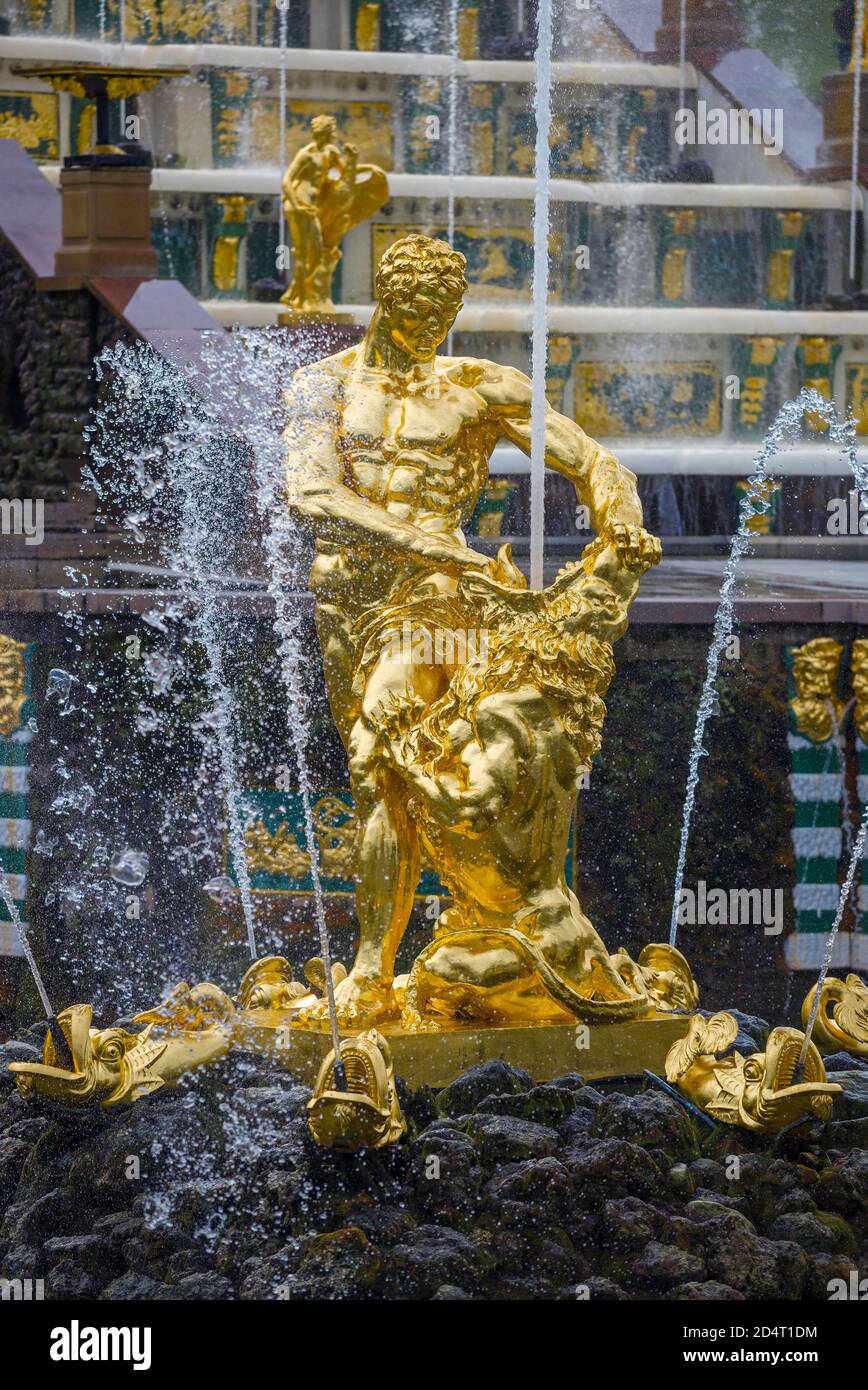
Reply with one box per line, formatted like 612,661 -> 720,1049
302,351 -> 507,615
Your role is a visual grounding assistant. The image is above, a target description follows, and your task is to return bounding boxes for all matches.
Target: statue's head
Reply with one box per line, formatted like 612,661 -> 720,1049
375,234 -> 467,360
311,115 -> 337,146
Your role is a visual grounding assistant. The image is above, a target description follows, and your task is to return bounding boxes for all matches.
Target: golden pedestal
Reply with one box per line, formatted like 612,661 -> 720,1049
238,1011 -> 693,1089
277,308 -> 357,327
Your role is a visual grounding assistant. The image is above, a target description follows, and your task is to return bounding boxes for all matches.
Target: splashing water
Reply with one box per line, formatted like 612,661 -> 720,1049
669,389 -> 868,948
446,0 -> 460,251
89,341 -> 264,963
851,0 -> 866,283
800,801 -> 868,1068
171,326 -> 347,1067
529,0 -> 553,591
0,863 -> 54,1019
242,336 -> 346,1071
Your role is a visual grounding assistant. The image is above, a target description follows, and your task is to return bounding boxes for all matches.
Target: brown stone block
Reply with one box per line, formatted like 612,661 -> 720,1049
815,70 -> 868,178
654,0 -> 743,65
54,167 -> 159,280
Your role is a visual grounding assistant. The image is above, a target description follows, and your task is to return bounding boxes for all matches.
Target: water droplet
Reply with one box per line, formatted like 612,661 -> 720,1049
46,669 -> 74,703
33,829 -> 58,857
204,875 -> 237,906
109,849 -> 150,886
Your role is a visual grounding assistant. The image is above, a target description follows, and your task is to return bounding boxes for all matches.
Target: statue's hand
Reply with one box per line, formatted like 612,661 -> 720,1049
605,523 -> 662,574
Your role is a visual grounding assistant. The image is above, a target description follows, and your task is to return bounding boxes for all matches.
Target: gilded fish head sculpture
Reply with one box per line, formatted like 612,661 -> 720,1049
666,1013 -> 841,1133
237,956 -> 311,1012
306,1030 -> 406,1152
9,1004 -> 169,1107
853,640 -> 868,742
787,638 -> 845,743
802,974 -> 868,1058
610,943 -> 699,1014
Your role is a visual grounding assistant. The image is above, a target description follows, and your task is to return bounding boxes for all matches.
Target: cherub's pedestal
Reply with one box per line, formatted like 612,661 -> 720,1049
239,1011 -> 693,1088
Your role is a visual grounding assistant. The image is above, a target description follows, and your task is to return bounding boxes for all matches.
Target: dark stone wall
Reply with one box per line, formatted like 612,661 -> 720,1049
0,247 -> 95,498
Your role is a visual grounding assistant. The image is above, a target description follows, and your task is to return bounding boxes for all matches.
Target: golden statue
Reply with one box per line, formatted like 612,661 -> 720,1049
0,634 -> 27,736
283,232 -> 675,1032
852,638 -> 868,741
7,232 -> 709,1144
802,974 -> 868,1058
665,1013 -> 841,1133
281,114 -> 389,317
787,637 -> 845,743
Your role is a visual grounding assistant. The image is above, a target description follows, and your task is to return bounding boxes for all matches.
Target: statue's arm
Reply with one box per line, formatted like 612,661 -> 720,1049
284,370 -> 493,576
473,361 -> 658,565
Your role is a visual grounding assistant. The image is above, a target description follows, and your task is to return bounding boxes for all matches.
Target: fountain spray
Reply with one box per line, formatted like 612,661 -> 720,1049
529,0 -> 553,591
445,0 -> 460,358
0,866 -> 72,1068
669,390 -> 868,949
850,0 -> 865,287
799,800 -> 868,1072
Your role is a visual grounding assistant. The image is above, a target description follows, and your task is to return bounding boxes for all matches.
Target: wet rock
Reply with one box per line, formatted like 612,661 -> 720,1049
412,1124 -> 483,1223
568,1139 -> 666,1201
814,1150 -> 868,1216
381,1224 -> 483,1299
593,1091 -> 698,1161
766,1211 -> 856,1256
483,1157 -> 573,1225
293,1226 -> 381,1300
163,1272 -> 234,1300
102,1271 -> 165,1300
822,1051 -> 868,1073
828,1070 -> 868,1120
344,1203 -> 416,1247
43,1233 -> 121,1279
695,1210 -> 808,1300
685,1199 -> 755,1232
2,1243 -> 46,1279
599,1196 -> 665,1252
0,1041 -> 40,1082
238,1245 -> 299,1300
668,1280 -> 746,1300
577,1276 -> 632,1300
432,1283 -> 472,1299
434,1061 -> 532,1119
0,1134 -> 34,1206
463,1114 -> 559,1166
475,1084 -> 575,1126
47,1266 -> 100,1300
632,1241 -> 706,1291
804,1251 -> 863,1300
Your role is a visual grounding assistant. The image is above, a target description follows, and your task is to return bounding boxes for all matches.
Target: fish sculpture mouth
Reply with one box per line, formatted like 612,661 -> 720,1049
745,1027 -> 841,1130
306,1030 -> 406,1152
8,1005 -> 106,1104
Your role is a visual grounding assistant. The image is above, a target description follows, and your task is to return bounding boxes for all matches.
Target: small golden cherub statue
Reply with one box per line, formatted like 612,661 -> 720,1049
280,113 -> 389,316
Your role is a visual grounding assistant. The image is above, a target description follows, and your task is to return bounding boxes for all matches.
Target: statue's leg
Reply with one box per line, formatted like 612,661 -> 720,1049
404,888 -> 647,1027
303,640 -> 443,1027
